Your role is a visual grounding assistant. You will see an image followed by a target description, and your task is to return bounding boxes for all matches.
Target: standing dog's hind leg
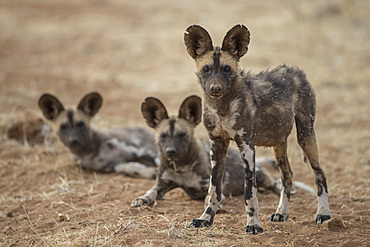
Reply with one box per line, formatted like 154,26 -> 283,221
268,140 -> 292,222
296,126 -> 331,224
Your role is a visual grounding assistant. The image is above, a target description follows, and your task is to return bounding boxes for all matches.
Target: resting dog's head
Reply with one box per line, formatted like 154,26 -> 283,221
141,95 -> 202,165
38,92 -> 102,154
184,24 -> 250,99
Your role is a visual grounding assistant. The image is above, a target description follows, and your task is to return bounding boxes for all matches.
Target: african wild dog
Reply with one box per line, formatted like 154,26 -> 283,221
131,95 -> 290,208
38,92 -> 158,178
184,25 -> 331,234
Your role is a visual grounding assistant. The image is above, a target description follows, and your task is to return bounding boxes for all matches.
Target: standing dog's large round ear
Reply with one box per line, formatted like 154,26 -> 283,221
77,92 -> 103,117
221,24 -> 250,60
184,25 -> 214,59
38,94 -> 65,120
141,97 -> 169,128
178,95 -> 202,126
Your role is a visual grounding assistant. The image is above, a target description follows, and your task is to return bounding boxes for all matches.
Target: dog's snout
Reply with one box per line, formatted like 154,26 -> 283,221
210,84 -> 222,94
69,138 -> 80,147
166,148 -> 177,156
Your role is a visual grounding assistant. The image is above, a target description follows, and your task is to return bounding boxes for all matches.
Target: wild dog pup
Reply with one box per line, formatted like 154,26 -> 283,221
131,95 -> 282,208
184,25 -> 331,234
38,92 -> 158,178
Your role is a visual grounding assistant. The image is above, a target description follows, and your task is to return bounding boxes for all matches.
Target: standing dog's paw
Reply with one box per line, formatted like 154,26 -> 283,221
245,224 -> 264,234
188,219 -> 212,228
315,214 -> 331,224
130,196 -> 150,207
268,213 -> 288,222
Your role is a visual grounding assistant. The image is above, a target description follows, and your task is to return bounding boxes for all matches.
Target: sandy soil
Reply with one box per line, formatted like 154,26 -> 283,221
0,0 -> 369,246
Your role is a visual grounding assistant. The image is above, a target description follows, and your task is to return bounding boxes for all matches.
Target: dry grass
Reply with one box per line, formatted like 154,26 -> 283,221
1,0 -> 369,246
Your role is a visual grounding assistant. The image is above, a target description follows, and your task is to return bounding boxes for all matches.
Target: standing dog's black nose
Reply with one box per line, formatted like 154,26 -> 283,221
210,84 -> 222,94
166,148 -> 176,156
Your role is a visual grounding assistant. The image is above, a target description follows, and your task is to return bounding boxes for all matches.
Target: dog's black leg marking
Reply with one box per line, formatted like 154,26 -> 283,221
268,141 -> 292,222
235,135 -> 263,234
189,137 -> 228,228
189,207 -> 215,228
295,112 -> 331,223
315,214 -> 331,224
268,213 -> 286,222
245,224 -> 264,234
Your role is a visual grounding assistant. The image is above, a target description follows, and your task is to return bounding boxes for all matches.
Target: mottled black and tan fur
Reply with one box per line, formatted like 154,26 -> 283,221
38,92 -> 158,178
184,24 -> 331,234
131,96 -> 283,208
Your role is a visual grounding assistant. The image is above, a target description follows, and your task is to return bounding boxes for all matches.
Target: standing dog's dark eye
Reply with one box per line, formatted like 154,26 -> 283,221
223,65 -> 231,72
177,132 -> 186,138
203,65 -> 210,73
76,121 -> 85,128
160,133 -> 167,139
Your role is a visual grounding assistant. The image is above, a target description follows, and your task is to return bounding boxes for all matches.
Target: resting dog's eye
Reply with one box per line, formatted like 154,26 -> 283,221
223,65 -> 231,72
177,132 -> 186,138
202,65 -> 210,73
160,133 -> 167,139
60,123 -> 67,131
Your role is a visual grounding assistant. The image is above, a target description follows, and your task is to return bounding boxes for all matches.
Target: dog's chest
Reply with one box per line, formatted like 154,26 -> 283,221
205,98 -> 243,138
162,166 -> 209,191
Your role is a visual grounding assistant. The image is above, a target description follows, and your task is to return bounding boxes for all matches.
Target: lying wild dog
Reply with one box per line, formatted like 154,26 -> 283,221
184,25 -> 331,234
38,92 -> 158,178
131,95 -> 291,208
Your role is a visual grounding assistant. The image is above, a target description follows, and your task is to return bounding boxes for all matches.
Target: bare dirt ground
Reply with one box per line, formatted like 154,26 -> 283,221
0,0 -> 369,246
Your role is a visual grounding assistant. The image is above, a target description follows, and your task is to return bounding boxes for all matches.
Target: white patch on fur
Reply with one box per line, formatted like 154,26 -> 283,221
275,187 -> 289,219
207,98 -> 243,138
143,189 -> 158,202
245,186 -> 262,227
198,182 -> 219,221
114,162 -> 156,179
240,143 -> 254,170
154,157 -> 160,166
316,190 -> 331,216
236,128 -> 246,138
130,135 -> 142,147
210,160 -> 216,168
229,98 -> 242,119
101,138 -> 140,158
224,98 -> 243,137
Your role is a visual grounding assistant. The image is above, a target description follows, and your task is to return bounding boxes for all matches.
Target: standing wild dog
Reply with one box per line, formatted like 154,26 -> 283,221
38,92 -> 158,178
184,25 -> 331,234
131,95 -> 285,208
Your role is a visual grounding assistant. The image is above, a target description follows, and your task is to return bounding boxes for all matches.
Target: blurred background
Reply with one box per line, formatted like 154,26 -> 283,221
1,0 -> 369,164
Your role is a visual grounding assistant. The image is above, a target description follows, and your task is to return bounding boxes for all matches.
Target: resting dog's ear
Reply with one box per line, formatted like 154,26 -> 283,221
141,97 -> 169,128
38,94 -> 65,120
184,25 -> 214,59
221,24 -> 250,60
77,92 -> 103,117
178,95 -> 202,126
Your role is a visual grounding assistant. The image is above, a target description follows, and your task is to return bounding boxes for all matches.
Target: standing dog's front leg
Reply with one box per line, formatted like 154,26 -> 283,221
235,135 -> 263,234
189,136 -> 229,228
